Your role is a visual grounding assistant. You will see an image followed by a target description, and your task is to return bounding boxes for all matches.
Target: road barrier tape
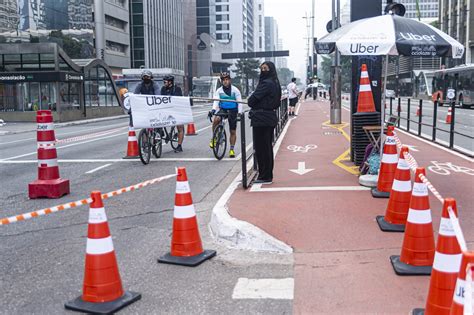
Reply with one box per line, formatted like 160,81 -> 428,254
36,126 -> 128,148
392,131 -> 470,254
0,173 -> 176,226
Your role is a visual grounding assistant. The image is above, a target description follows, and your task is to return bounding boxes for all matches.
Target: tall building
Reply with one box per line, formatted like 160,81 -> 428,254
264,16 -> 278,62
439,0 -> 472,64
0,0 -> 19,33
130,0 -> 185,72
254,0 -> 265,52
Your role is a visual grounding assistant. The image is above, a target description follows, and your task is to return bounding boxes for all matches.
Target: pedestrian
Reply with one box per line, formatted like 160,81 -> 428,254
160,75 -> 184,153
248,61 -> 281,185
287,77 -> 298,116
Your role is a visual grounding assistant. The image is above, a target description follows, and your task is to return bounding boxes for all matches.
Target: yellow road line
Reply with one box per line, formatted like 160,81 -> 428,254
322,120 -> 359,175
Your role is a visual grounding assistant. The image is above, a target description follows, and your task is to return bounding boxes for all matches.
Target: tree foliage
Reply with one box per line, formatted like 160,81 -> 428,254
320,55 -> 352,92
234,58 -> 260,96
277,67 -> 294,85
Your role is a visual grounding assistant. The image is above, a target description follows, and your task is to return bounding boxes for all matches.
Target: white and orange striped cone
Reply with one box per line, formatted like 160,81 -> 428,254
376,146 -> 412,232
158,167 -> 216,267
390,167 -> 435,276
123,126 -> 139,159
413,198 -> 463,315
372,125 -> 398,198
356,64 -> 376,113
186,123 -> 197,135
446,107 -> 453,124
65,191 -> 141,313
29,110 -> 70,199
450,251 -> 474,314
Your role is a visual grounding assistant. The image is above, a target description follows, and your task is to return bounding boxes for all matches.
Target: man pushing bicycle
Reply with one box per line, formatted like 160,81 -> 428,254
208,72 -> 242,158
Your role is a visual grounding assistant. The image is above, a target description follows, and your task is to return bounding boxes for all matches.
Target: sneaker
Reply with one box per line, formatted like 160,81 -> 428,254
254,179 -> 273,184
174,145 -> 183,153
209,139 -> 216,149
229,149 -> 235,158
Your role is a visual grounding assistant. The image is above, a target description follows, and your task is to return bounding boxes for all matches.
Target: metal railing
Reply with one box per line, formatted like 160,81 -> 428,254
386,97 -> 473,157
241,96 -> 291,189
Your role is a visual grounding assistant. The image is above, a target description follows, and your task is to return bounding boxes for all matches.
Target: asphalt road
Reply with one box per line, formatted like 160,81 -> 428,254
341,95 -> 474,155
0,104 -> 293,314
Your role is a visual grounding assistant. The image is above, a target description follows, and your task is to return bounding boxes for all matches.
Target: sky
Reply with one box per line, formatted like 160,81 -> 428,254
264,0 -> 349,80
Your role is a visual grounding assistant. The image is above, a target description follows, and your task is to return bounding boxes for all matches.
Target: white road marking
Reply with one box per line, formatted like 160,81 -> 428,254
232,278 -> 294,300
0,157 -> 238,164
289,162 -> 314,175
250,185 -> 371,192
1,132 -> 127,161
85,163 -> 112,174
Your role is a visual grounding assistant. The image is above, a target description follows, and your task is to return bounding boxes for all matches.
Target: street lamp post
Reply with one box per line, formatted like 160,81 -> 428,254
330,0 -> 341,124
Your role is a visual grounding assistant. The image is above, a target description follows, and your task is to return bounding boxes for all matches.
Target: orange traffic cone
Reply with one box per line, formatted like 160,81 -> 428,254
158,167 -> 216,266
376,146 -> 412,232
391,167 -> 435,275
65,191 -> 141,313
123,126 -> 139,159
372,126 -> 398,198
450,251 -> 474,314
413,198 -> 463,315
446,107 -> 453,124
356,64 -> 376,113
416,107 -> 420,116
186,123 -> 197,135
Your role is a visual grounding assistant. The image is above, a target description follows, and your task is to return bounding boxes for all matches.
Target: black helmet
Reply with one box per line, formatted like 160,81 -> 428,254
141,70 -> 153,79
163,75 -> 174,82
220,72 -> 231,80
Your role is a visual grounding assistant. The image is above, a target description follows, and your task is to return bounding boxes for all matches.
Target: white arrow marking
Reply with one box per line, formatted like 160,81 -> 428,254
289,162 -> 314,175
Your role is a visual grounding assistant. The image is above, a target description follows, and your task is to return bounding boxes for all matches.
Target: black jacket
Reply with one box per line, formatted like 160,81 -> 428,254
248,79 -> 280,127
160,85 -> 183,96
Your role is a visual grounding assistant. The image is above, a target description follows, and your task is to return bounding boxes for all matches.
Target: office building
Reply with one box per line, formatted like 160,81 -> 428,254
0,0 -> 19,33
129,0 -> 185,73
264,16 -> 279,62
382,0 -> 438,21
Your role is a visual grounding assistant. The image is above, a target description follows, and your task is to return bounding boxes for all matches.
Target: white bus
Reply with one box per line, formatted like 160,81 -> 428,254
432,64 -> 474,108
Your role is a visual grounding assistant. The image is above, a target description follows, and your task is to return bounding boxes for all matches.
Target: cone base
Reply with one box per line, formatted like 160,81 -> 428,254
122,155 -> 139,159
186,133 -> 198,136
376,216 -> 405,232
371,188 -> 390,198
390,255 -> 432,276
412,308 -> 424,315
65,291 -> 141,315
28,178 -> 70,199
158,249 -> 216,267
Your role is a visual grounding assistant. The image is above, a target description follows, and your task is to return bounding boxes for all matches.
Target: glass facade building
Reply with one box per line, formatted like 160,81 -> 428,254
0,43 -> 122,122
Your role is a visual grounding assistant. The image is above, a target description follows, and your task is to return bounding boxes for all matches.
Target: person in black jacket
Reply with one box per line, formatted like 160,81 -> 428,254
160,75 -> 185,153
248,61 -> 281,184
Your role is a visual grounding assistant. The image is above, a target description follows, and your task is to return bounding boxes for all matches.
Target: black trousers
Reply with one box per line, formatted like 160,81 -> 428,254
253,126 -> 275,180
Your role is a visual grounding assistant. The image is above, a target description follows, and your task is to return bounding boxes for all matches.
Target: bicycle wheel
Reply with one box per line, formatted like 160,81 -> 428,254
169,126 -> 179,150
152,129 -> 163,158
213,125 -> 227,160
138,129 -> 151,165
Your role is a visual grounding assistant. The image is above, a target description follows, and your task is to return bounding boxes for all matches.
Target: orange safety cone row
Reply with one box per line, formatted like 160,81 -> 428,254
450,251 -> 474,314
413,198 -> 463,315
65,191 -> 141,314
390,167 -> 435,275
123,126 -> 139,159
186,123 -> 197,135
356,64 -> 377,113
28,110 -> 70,199
158,167 -> 216,266
376,146 -> 412,232
372,126 -> 398,198
446,107 -> 453,124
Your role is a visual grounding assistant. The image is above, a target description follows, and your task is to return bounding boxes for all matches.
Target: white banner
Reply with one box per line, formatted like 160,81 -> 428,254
130,94 -> 194,128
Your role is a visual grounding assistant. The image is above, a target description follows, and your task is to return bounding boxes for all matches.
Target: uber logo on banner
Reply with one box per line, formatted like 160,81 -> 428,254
145,96 -> 172,106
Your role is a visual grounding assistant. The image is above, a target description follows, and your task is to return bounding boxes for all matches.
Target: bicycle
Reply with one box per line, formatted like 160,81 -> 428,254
209,111 -> 229,160
138,126 -> 178,165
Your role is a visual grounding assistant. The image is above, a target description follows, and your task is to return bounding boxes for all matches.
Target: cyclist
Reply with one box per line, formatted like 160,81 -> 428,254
208,72 -> 242,158
134,70 -> 160,95
160,75 -> 184,153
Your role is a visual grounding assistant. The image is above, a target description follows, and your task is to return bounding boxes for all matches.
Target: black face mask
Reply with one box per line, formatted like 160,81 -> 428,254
143,79 -> 152,84
260,71 -> 271,80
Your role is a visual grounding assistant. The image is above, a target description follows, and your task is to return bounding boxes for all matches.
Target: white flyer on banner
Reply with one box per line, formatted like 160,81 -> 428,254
130,94 -> 194,128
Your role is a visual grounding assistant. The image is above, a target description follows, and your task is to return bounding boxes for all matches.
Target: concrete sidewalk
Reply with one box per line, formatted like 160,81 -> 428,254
224,99 -> 474,313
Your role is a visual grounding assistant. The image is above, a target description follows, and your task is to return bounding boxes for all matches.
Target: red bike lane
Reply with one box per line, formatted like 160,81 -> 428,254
228,99 -> 473,314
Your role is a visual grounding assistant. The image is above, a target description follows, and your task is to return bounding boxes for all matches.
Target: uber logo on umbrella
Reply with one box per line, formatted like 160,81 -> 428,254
399,32 -> 437,41
350,44 -> 380,54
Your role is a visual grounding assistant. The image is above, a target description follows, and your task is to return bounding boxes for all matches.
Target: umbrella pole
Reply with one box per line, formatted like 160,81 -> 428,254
380,54 -> 389,159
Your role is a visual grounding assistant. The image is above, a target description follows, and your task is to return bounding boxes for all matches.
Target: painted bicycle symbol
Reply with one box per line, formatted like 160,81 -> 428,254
428,161 -> 474,176
287,144 -> 318,153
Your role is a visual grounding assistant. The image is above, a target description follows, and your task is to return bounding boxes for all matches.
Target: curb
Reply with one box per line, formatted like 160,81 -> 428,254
209,177 -> 293,254
0,115 -> 128,135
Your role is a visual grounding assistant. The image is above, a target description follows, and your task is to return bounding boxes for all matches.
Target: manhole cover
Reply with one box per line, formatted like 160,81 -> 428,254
323,131 -> 342,136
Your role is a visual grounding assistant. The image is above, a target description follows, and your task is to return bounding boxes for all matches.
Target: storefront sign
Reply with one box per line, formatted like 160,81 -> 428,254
0,72 -> 84,82
130,94 -> 194,128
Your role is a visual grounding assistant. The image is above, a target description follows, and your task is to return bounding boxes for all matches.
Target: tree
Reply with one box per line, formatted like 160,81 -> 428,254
320,55 -> 352,91
234,58 -> 260,96
276,67 -> 294,85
